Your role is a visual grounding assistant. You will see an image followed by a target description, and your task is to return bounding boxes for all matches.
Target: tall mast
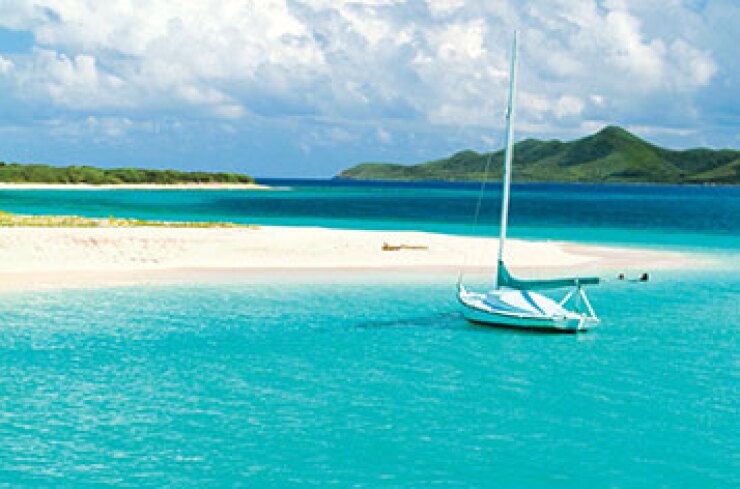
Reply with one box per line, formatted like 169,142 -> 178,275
496,30 -> 518,287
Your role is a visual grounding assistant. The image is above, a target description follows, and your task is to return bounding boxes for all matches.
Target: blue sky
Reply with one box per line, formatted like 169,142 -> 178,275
0,0 -> 737,177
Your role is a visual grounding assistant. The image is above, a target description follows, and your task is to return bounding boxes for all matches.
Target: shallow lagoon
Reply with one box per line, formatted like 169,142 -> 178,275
1,270 -> 737,486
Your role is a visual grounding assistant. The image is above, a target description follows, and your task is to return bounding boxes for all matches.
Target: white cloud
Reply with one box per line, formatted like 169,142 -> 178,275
668,39 -> 717,90
11,49 -> 127,109
0,0 -> 727,138
427,0 -> 466,18
376,125 -> 392,143
212,104 -> 246,120
520,92 -> 551,120
554,95 -> 584,118
85,116 -> 133,138
627,124 -> 697,137
0,1 -> 50,30
44,116 -> 152,139
519,93 -> 583,120
589,94 -> 605,107
436,18 -> 487,60
602,8 -> 666,87
0,55 -> 13,74
2,0 -> 326,117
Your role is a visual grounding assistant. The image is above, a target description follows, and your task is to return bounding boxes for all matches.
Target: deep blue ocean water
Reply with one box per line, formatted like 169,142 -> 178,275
0,181 -> 738,486
0,179 -> 738,250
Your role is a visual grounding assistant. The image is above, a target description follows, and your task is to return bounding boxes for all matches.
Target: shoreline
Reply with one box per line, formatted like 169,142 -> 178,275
333,177 -> 740,188
0,226 -> 715,292
0,182 -> 270,190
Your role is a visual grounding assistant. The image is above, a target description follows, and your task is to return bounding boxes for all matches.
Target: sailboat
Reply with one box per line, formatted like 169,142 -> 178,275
457,31 -> 600,333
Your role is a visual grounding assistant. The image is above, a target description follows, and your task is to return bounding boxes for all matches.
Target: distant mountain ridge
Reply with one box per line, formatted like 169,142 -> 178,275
339,126 -> 739,185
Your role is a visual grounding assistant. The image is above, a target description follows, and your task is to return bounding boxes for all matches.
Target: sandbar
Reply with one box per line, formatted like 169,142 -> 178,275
0,226 -> 712,291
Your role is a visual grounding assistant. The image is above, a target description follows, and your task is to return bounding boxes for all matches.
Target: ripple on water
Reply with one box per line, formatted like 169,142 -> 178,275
0,271 -> 737,486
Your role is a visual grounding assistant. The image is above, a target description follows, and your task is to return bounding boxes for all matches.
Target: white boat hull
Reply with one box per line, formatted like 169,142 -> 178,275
458,288 -> 597,333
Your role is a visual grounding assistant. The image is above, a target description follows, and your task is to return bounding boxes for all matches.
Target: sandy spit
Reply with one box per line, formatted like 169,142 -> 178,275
0,226 -> 710,291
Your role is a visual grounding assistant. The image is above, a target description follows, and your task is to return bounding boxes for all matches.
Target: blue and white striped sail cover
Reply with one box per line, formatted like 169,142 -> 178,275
482,288 -> 569,318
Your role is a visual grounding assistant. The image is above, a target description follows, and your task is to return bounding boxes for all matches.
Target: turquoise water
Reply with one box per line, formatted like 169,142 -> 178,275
1,180 -> 738,250
0,271 -> 737,486
1,181 -> 738,485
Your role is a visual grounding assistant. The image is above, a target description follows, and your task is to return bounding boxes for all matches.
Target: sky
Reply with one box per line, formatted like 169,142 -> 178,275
0,0 -> 737,177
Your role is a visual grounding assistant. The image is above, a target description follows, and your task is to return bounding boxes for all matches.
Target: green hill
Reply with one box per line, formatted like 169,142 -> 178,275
339,126 -> 739,185
0,162 -> 254,185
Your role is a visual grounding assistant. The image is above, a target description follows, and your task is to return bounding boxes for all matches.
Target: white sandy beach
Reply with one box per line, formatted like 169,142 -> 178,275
0,226 -> 707,291
0,182 -> 270,190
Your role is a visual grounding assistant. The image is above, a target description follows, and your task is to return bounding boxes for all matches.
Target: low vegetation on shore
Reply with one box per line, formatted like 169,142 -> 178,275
0,210 -> 256,228
0,163 -> 254,185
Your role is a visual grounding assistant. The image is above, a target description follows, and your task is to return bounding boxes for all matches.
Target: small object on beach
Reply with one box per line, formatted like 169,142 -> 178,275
640,272 -> 649,282
400,244 -> 428,250
382,242 -> 428,251
617,273 -> 625,280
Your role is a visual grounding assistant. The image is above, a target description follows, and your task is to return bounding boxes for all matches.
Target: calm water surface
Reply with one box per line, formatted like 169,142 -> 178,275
0,181 -> 738,486
0,271 -> 738,487
1,180 -> 738,250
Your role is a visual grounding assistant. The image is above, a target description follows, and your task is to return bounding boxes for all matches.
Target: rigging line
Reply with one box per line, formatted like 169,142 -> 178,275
456,144 -> 498,288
